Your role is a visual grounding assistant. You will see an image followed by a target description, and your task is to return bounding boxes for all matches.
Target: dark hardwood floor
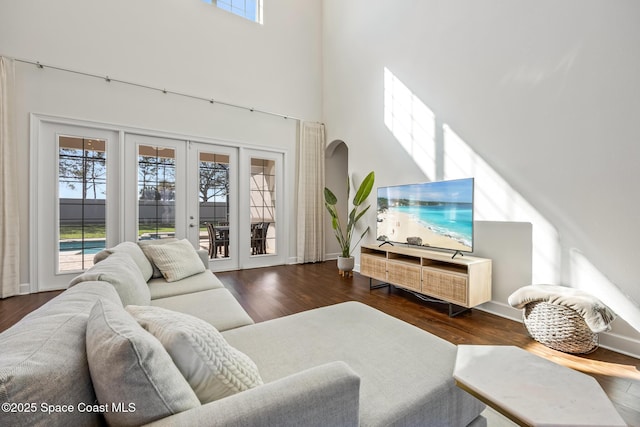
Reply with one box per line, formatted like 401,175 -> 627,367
217,262 -> 640,426
0,289 -> 63,331
2,261 -> 639,425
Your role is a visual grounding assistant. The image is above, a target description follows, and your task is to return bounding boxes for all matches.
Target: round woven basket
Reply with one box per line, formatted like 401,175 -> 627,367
523,301 -> 598,354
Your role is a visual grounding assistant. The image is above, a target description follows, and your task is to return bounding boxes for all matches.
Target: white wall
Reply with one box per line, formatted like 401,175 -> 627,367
0,0 -> 323,284
1,0 -> 322,119
323,0 -> 640,356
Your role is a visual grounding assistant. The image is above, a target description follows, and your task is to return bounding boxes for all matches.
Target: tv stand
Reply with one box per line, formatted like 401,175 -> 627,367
451,250 -> 464,259
378,241 -> 394,248
360,244 -> 492,316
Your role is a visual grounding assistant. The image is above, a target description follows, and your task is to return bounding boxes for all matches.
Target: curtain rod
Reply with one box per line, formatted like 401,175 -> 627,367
9,56 -> 308,122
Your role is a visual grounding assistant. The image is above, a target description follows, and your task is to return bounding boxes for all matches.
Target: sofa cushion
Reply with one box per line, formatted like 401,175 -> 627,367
152,288 -> 254,332
148,270 -> 225,300
222,302 -> 485,427
126,305 -> 263,403
70,252 -> 151,306
142,239 -> 205,282
0,282 -> 120,427
93,241 -> 154,281
86,299 -> 200,426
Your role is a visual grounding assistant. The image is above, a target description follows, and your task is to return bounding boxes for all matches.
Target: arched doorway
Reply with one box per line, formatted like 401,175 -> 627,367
324,140 -> 348,259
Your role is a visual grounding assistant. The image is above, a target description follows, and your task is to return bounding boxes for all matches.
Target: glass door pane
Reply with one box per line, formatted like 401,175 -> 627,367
137,145 -> 176,240
58,136 -> 107,272
249,157 -> 276,256
199,152 -> 231,259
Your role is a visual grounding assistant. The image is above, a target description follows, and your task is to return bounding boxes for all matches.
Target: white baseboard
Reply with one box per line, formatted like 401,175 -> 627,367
325,252 -> 340,261
19,283 -> 31,295
598,332 -> 640,359
476,300 -> 523,323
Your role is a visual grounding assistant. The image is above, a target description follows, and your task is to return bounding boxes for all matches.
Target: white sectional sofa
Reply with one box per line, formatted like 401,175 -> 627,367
0,239 -> 486,427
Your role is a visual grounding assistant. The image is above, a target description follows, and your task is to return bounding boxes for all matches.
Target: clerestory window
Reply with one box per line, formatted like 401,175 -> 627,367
203,0 -> 263,24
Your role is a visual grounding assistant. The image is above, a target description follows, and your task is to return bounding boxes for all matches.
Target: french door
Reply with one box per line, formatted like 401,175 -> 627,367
240,148 -> 285,269
32,121 -> 120,291
125,136 -> 285,272
187,142 -> 238,271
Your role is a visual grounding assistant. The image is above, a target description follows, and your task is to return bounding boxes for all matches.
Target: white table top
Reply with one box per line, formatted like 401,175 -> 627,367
453,345 -> 627,427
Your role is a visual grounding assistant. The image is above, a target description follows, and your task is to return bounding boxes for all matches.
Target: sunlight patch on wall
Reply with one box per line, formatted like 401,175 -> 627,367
383,66 -> 560,284
570,248 -> 640,334
384,67 -> 436,181
443,126 -> 560,283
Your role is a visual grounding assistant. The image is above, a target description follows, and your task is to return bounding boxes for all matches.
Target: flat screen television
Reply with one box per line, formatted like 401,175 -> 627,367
376,178 -> 474,255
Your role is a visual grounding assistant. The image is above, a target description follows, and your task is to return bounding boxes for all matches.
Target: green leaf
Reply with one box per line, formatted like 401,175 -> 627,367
348,207 -> 357,227
331,216 -> 339,231
346,176 -> 350,199
324,187 -> 337,205
353,171 -> 375,206
353,204 -> 371,224
351,226 -> 371,253
324,202 -> 338,220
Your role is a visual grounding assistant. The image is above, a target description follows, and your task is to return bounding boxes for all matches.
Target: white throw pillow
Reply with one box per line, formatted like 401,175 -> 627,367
138,238 -> 179,279
126,305 -> 263,403
142,239 -> 205,282
86,299 -> 200,426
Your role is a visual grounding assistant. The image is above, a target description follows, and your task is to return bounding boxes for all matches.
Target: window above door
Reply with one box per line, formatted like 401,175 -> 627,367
203,0 -> 263,24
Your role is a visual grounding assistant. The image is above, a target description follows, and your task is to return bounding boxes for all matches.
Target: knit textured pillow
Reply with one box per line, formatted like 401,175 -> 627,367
142,239 -> 205,282
126,305 -> 263,403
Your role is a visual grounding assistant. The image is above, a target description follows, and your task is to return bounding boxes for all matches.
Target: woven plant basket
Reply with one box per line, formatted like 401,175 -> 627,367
523,301 -> 598,354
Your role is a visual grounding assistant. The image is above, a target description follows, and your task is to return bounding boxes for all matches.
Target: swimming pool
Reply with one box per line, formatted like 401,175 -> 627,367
59,240 -> 106,255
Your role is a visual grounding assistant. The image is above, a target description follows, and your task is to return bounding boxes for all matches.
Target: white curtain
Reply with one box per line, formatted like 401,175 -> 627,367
0,57 -> 20,298
296,122 -> 326,263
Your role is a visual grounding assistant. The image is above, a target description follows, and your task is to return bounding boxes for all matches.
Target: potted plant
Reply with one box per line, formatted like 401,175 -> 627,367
324,171 -> 375,276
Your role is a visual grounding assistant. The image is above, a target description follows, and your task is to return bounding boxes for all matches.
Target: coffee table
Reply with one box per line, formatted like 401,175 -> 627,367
453,345 -> 627,426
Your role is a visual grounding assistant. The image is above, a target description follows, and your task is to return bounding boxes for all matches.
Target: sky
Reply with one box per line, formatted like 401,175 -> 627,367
202,0 -> 259,22
378,178 -> 474,204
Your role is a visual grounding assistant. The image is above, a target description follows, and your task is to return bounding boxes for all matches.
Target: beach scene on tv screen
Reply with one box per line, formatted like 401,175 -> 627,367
376,179 -> 473,252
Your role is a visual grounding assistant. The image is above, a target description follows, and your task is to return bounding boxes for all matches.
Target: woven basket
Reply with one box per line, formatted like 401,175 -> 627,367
523,301 -> 598,354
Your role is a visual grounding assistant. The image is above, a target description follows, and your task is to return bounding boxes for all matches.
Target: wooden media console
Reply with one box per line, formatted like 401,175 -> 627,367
360,244 -> 492,316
